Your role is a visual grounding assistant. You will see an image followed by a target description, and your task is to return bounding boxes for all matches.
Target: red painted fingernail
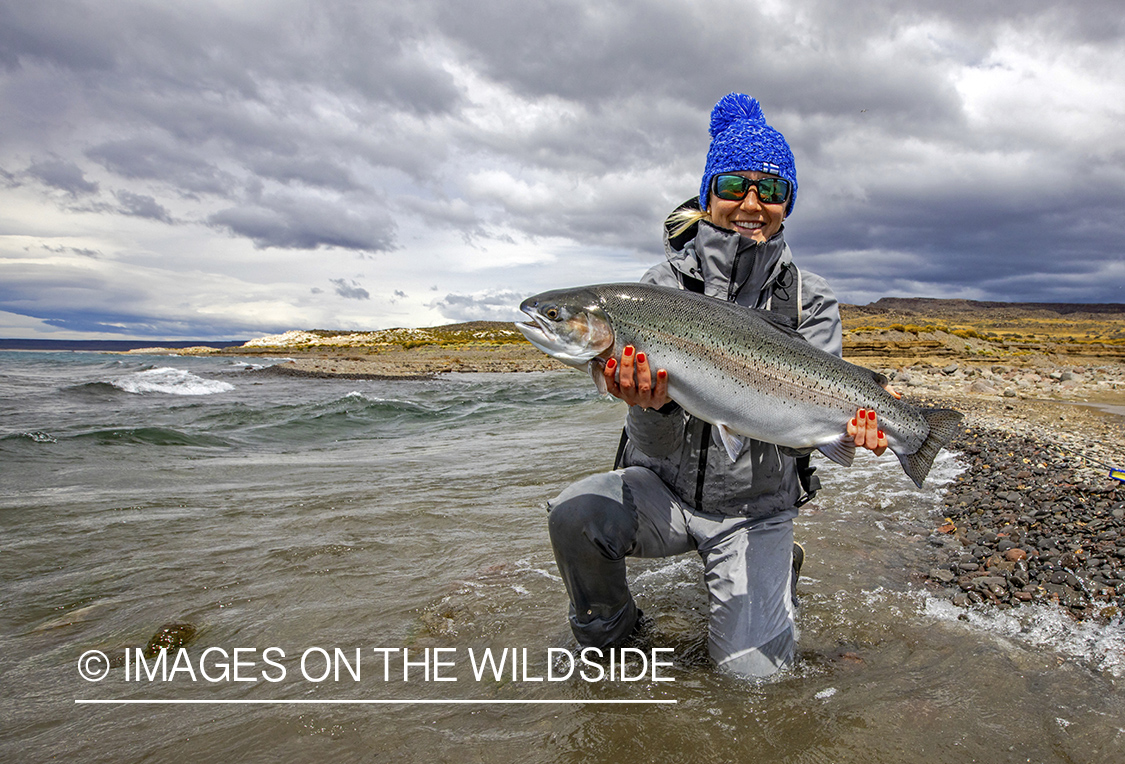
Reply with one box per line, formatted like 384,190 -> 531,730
878,430 -> 885,439
623,346 -> 633,357
858,409 -> 866,417
636,352 -> 646,364
851,418 -> 857,427
867,410 -> 876,420
606,358 -> 616,369
657,369 -> 667,379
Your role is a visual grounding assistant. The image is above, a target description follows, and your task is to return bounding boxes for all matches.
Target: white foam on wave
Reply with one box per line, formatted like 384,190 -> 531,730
112,367 -> 235,396
507,556 -> 562,583
345,391 -> 389,402
344,391 -> 408,405
923,596 -> 1125,677
632,557 -> 702,586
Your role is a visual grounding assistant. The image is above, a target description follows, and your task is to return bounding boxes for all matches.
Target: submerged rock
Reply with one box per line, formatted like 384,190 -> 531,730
144,622 -> 198,657
107,621 -> 199,668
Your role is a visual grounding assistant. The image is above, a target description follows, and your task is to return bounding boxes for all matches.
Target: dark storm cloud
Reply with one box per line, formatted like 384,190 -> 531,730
246,155 -> 358,191
1,0 -> 1122,342
208,191 -> 396,252
25,158 -> 99,196
0,2 -> 116,73
35,308 -> 250,338
330,278 -> 370,300
41,244 -> 101,258
0,1 -> 460,108
2,0 -> 462,251
423,1 -> 974,253
425,0 -> 1125,304
115,190 -> 173,223
433,0 -> 963,124
0,259 -> 265,337
87,139 -> 237,197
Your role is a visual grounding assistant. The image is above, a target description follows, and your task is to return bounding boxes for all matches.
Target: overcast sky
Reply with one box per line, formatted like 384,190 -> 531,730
2,0 -> 1123,339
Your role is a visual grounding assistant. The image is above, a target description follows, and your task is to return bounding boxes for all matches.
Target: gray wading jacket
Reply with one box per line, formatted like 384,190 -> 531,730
619,207 -> 843,518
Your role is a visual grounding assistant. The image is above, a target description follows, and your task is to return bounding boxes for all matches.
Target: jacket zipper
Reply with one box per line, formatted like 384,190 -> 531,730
694,421 -> 711,510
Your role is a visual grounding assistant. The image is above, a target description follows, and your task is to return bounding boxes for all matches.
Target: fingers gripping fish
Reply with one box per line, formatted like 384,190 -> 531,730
516,283 -> 963,488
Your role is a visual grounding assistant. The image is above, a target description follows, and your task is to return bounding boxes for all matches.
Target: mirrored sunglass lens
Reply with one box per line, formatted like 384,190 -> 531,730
714,175 -> 749,200
714,175 -> 789,203
758,179 -> 790,203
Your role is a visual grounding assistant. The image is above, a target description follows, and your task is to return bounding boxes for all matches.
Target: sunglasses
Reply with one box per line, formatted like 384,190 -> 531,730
711,174 -> 791,205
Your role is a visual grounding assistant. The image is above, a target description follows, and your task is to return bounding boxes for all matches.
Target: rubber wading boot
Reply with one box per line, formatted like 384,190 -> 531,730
618,609 -> 654,648
792,542 -> 805,603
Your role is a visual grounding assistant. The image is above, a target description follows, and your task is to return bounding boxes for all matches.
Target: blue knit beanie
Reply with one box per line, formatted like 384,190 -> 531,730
699,93 -> 797,216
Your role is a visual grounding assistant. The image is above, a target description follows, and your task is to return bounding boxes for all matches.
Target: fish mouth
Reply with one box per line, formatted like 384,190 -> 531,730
514,309 -> 599,368
514,310 -> 554,350
514,307 -> 550,339
514,319 -> 545,343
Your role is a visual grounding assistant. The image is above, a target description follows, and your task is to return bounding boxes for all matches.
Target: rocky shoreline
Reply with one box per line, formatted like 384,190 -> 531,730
245,343 -> 563,378
912,394 -> 1124,622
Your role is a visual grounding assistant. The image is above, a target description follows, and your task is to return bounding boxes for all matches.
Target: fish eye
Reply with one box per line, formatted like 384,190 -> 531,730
545,307 -> 559,320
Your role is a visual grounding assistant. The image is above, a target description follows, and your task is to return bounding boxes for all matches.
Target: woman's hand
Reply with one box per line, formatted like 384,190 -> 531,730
847,384 -> 901,457
848,408 -> 888,456
603,345 -> 671,409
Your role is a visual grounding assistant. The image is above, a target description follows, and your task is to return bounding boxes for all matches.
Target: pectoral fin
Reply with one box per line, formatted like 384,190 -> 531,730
817,434 -> 856,467
588,360 -> 607,395
716,423 -> 745,462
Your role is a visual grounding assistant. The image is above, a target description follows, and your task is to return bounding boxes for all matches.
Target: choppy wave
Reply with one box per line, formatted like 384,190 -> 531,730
0,369 -> 610,455
2,426 -> 230,448
190,392 -> 450,442
185,380 -> 609,446
111,367 -> 235,396
6,431 -> 57,444
75,427 -> 231,447
64,380 -> 127,400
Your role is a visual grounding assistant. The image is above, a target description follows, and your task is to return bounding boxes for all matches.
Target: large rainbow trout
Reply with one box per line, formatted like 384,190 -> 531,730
516,283 -> 962,488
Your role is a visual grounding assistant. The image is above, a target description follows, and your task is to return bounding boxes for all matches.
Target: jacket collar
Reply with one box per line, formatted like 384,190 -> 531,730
662,199 -> 792,307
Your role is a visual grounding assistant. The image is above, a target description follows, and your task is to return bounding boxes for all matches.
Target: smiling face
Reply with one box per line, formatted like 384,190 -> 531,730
708,170 -> 787,243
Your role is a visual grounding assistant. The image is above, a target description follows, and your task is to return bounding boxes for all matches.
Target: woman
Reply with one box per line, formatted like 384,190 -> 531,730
547,93 -> 889,677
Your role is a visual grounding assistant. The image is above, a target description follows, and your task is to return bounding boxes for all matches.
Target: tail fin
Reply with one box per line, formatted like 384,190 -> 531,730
898,408 -> 964,488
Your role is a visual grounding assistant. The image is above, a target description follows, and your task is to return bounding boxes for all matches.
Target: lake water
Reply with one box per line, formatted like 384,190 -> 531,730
1,351 -> 1122,763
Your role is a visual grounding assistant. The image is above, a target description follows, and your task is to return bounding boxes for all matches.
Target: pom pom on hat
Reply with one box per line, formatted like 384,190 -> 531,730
700,93 -> 798,216
709,93 -> 765,138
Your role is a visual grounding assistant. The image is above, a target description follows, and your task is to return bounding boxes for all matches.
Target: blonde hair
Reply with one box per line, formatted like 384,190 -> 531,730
666,206 -> 711,239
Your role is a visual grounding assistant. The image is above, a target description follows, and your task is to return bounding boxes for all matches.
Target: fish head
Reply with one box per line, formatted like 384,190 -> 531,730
515,287 -> 615,368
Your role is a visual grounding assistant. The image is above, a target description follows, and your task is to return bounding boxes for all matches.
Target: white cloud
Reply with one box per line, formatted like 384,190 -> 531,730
431,289 -> 528,323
